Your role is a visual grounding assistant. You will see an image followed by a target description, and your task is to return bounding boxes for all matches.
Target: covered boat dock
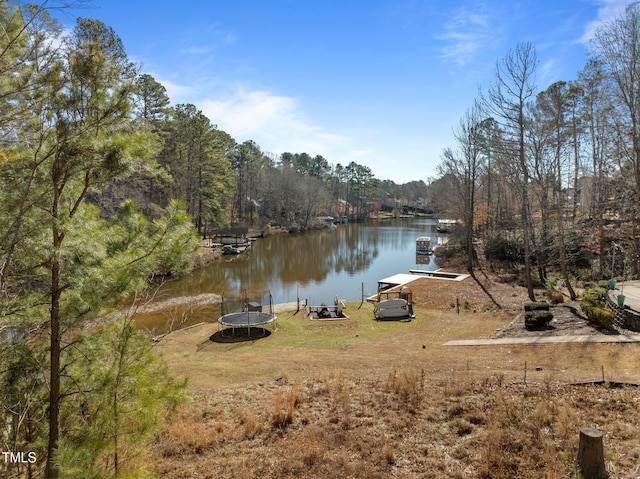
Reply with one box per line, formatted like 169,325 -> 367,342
367,273 -> 422,303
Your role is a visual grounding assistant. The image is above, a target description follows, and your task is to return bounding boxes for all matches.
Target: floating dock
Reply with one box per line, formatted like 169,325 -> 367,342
408,269 -> 469,281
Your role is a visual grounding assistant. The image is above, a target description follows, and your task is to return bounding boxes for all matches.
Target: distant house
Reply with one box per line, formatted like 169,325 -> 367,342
334,198 -> 348,214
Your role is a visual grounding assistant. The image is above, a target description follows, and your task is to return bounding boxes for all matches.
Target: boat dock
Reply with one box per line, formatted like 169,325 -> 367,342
408,270 -> 469,281
366,270 -> 469,303
366,273 -> 422,303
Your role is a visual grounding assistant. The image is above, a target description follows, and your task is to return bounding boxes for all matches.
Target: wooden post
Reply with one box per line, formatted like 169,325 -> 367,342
577,427 -> 608,479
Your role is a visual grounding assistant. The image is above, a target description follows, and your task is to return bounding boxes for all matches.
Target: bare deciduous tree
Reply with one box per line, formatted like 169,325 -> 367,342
482,42 -> 539,300
438,103 -> 485,273
591,4 -> 640,277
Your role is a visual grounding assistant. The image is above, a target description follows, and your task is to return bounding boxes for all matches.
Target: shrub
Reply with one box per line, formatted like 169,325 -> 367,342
544,274 -> 567,303
524,311 -> 553,330
586,306 -> 615,330
433,243 -> 461,261
581,286 -> 607,306
580,287 -> 615,330
484,233 -> 524,263
272,386 -> 302,428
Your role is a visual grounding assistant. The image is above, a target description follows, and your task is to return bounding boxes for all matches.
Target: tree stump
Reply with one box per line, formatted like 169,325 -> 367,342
577,427 -> 608,479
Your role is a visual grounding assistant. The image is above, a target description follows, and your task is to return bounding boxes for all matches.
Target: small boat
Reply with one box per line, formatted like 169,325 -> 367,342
317,216 -> 337,228
436,219 -> 457,233
222,245 -> 240,255
416,236 -> 433,255
373,298 -> 414,320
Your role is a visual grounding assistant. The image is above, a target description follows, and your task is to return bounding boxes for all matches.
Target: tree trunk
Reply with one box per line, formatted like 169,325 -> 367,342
519,96 -> 535,302
521,192 -> 535,301
577,427 -> 608,479
46,260 -> 61,479
466,179 -> 475,273
557,208 -> 577,300
46,187 -> 63,479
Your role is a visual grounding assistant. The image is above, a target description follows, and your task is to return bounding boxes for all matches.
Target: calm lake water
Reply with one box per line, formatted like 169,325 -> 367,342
135,218 -> 449,333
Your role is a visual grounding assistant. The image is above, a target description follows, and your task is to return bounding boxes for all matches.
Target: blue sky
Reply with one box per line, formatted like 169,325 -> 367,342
59,0 -> 630,183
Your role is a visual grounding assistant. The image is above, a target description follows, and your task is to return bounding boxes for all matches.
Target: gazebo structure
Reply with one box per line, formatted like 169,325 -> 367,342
207,223 -> 250,247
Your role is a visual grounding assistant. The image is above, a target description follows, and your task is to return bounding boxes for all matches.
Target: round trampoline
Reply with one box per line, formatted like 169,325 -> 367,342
217,311 -> 277,338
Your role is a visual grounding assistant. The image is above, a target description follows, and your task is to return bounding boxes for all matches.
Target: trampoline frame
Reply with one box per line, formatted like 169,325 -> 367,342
217,290 -> 277,338
217,311 -> 277,338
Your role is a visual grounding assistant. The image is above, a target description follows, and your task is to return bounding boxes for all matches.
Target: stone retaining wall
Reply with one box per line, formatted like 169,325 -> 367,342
606,296 -> 640,331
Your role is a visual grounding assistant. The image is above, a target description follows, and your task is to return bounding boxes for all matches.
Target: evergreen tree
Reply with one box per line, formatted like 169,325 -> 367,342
0,9 -> 198,478
157,104 -> 235,234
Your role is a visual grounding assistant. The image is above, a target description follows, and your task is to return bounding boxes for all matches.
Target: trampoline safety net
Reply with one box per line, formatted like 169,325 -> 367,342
217,291 -> 276,337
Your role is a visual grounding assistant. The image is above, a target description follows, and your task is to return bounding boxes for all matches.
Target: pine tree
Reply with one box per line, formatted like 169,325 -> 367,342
0,8 -> 198,478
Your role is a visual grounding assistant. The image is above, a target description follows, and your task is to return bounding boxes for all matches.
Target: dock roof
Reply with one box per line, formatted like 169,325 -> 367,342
377,274 -> 421,286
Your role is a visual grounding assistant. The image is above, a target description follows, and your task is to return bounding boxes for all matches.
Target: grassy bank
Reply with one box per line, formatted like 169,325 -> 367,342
154,302 -> 515,389
150,302 -> 640,478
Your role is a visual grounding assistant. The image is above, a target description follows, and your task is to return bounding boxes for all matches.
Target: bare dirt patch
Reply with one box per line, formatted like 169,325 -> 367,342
408,273 -> 530,311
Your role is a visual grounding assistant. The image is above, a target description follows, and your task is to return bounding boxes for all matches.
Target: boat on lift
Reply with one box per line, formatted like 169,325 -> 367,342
436,219 -> 457,233
415,236 -> 433,255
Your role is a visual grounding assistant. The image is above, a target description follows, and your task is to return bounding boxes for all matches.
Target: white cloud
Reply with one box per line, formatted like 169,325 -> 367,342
200,89 -> 299,137
148,76 -> 389,170
580,0 -> 631,43
206,22 -> 237,45
193,86 -> 443,181
155,76 -> 198,100
146,80 -> 434,181
538,59 -> 557,84
180,46 -> 213,56
438,5 -> 496,66
198,87 -> 351,158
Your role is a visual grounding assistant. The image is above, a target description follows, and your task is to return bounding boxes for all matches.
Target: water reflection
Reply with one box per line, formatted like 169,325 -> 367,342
144,218 -> 446,316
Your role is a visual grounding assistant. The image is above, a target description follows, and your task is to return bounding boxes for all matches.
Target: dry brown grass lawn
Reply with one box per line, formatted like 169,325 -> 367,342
149,276 -> 640,479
